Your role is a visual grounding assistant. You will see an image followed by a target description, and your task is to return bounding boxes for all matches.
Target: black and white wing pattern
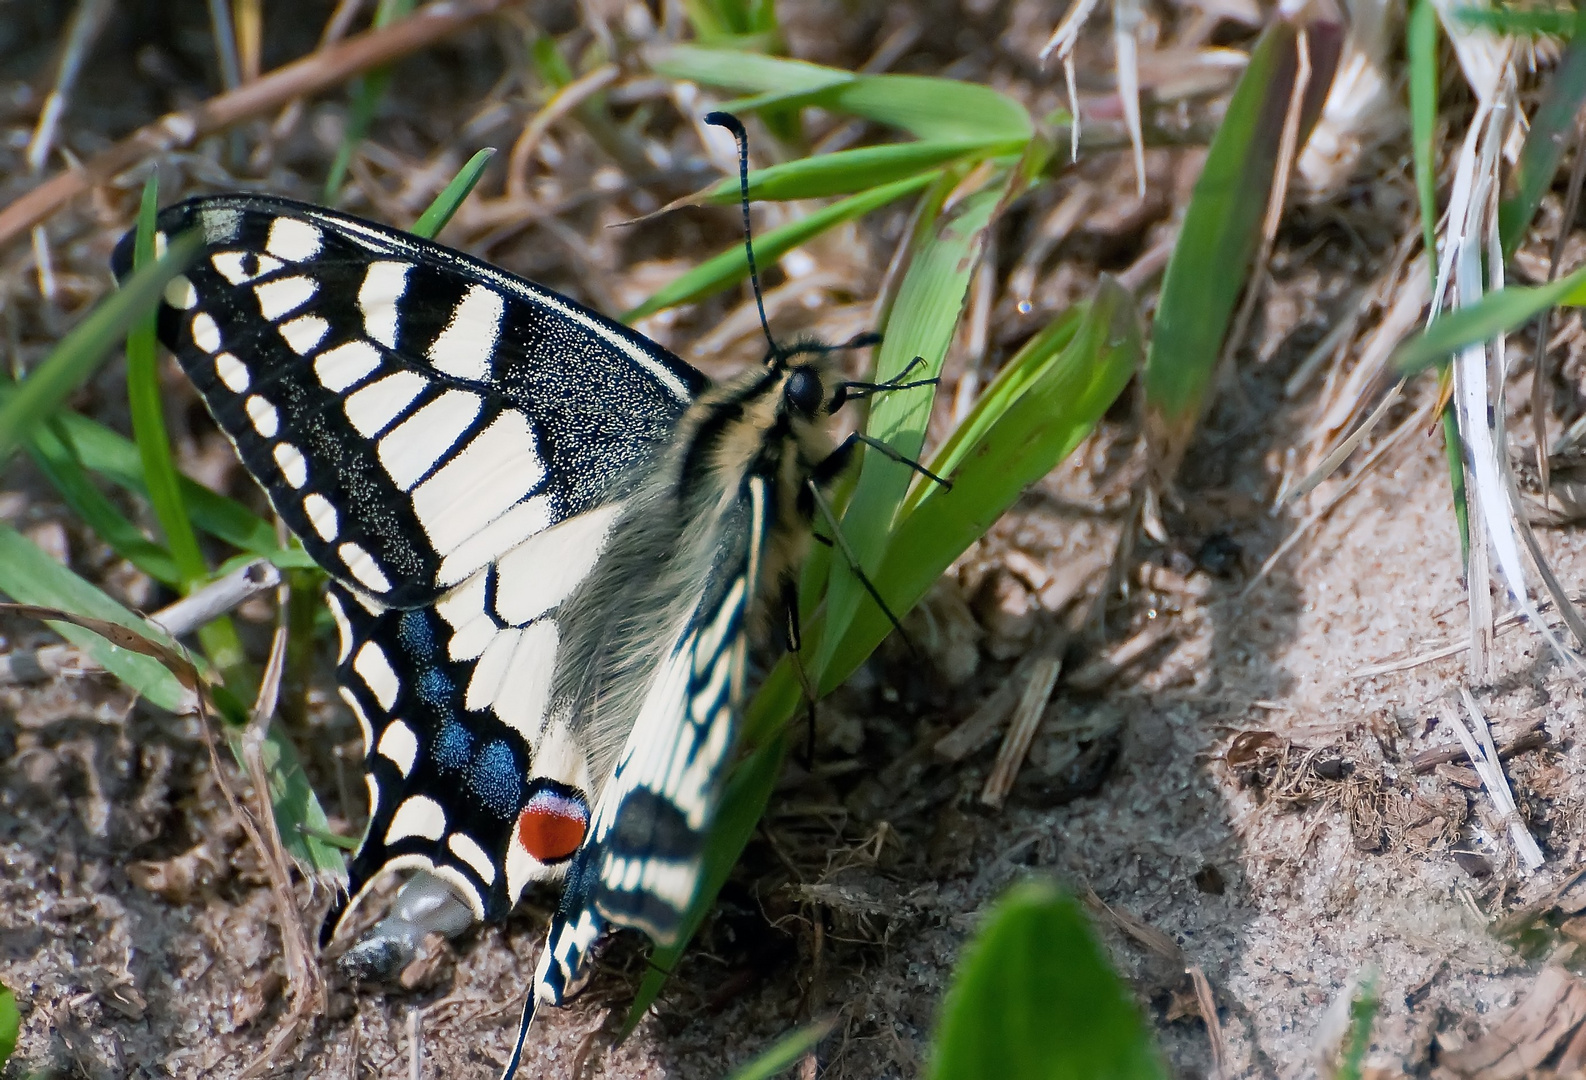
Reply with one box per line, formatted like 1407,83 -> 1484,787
115,194 -> 846,1078
109,195 -> 712,939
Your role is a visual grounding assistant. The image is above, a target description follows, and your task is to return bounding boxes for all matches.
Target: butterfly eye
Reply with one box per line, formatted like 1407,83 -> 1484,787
784,366 -> 824,418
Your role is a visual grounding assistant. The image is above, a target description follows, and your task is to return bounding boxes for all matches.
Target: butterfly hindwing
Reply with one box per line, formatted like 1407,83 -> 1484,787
110,194 -> 719,945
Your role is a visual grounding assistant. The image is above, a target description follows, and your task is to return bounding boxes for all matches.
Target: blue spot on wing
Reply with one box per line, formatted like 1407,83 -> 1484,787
468,739 -> 521,819
416,666 -> 453,708
434,720 -> 472,772
398,609 -> 438,660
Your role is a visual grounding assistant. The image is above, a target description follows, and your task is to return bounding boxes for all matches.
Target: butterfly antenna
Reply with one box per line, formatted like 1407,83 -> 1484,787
704,110 -> 778,361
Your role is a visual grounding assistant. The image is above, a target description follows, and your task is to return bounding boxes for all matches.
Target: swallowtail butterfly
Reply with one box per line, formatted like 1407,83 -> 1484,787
111,119 -> 929,1075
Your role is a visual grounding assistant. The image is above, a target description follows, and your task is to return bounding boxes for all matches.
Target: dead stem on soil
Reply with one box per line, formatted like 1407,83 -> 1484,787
0,0 -> 518,251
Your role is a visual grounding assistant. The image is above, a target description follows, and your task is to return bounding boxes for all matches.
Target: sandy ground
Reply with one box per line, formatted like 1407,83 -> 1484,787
4,2 -> 1586,1079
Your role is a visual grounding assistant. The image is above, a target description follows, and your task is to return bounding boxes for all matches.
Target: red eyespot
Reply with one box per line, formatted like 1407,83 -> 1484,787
515,789 -> 589,863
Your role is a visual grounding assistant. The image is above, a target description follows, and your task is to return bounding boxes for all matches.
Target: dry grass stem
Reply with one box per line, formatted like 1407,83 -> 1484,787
1442,692 -> 1544,873
1187,964 -> 1226,1080
505,64 -> 621,203
979,654 -> 1063,807
0,0 -> 517,251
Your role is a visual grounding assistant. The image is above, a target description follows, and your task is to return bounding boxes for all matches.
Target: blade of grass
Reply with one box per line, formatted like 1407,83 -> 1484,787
410,146 -> 496,238
1499,2 -> 1586,258
683,139 -> 1024,205
0,230 -> 199,468
814,173 -> 1008,681
1393,264 -> 1586,371
1409,0 -> 1440,272
623,172 -> 937,321
927,880 -> 1166,1080
127,175 -> 248,677
0,984 -> 16,1071
646,44 -> 854,99
1144,14 -> 1337,473
238,723 -> 346,875
0,524 -> 194,712
723,1020 -> 835,1080
324,0 -> 417,199
825,276 -> 1139,692
28,419 -> 182,587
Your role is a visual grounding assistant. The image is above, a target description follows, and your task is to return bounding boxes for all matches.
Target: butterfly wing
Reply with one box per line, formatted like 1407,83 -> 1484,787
111,195 -> 709,934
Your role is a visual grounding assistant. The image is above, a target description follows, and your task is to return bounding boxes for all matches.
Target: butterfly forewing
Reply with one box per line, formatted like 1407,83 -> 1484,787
110,195 -> 703,607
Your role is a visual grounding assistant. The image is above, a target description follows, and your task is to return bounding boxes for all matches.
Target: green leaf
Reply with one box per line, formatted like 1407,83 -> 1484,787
411,147 -> 496,239
0,230 -> 199,470
127,175 -> 208,588
623,173 -> 937,320
927,880 -> 1165,1080
825,277 -> 1138,692
0,389 -> 294,562
648,44 -> 853,99
0,525 -> 192,712
28,419 -> 182,587
0,983 -> 17,1071
325,0 -> 416,198
723,1020 -> 834,1080
1453,6 -> 1577,38
693,139 -> 1020,204
1144,14 -> 1338,468
1499,2 -> 1586,258
238,726 -> 346,875
815,171 -> 1008,682
825,75 -> 1032,142
1408,0 -> 1440,276
1395,266 -> 1586,371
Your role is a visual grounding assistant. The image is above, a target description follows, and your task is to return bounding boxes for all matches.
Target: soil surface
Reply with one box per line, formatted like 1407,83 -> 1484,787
3,2 -> 1585,1079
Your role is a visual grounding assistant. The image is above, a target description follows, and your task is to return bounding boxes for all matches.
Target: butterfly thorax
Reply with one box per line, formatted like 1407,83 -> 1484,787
550,355 -> 841,802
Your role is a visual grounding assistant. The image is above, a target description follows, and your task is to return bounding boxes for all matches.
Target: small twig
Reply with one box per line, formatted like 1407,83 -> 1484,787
935,639 -> 1064,762
1187,965 -> 1227,1080
979,654 -> 1063,808
0,0 -> 518,251
1064,622 -> 1173,691
1411,727 -> 1546,774
408,1007 -> 423,1080
1440,693 -> 1544,873
505,64 -> 619,203
0,559 -> 279,687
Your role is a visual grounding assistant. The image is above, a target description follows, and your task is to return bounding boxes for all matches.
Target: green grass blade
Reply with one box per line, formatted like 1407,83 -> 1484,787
1408,0 -> 1440,274
828,75 -> 1033,141
689,139 -> 1020,204
0,389 -> 300,562
28,420 -> 182,587
647,44 -> 853,98
1144,14 -> 1339,471
128,176 -> 248,677
0,231 -> 199,469
1499,3 -> 1586,258
927,880 -> 1166,1080
0,984 -> 17,1071
1334,977 -> 1380,1080
239,725 -> 346,875
814,173 -> 1007,682
909,303 -> 1086,509
723,1020 -> 835,1080
410,147 -> 496,239
623,173 -> 937,321
128,176 -> 208,587
825,277 -> 1138,691
0,524 -> 193,711
1394,265 -> 1586,371
1453,6 -> 1577,38
324,0 -> 416,199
